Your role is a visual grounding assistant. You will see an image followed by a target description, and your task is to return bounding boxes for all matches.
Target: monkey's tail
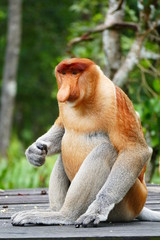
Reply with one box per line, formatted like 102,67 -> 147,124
137,207 -> 160,221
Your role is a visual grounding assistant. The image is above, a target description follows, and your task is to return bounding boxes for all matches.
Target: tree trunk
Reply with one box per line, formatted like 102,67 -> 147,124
0,0 -> 22,157
102,0 -> 124,78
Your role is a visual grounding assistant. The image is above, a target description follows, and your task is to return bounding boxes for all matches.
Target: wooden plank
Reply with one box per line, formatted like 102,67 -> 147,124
145,203 -> 160,208
0,188 -> 48,196
147,186 -> 160,193
1,219 -> 160,239
147,193 -> 160,197
0,188 -> 49,206
0,185 -> 158,196
1,190 -> 159,206
0,194 -> 49,205
147,196 -> 160,199
0,185 -> 160,239
0,204 -> 49,219
146,200 -> 160,203
1,202 -> 159,220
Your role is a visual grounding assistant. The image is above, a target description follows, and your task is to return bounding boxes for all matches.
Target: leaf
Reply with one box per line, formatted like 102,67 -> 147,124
140,59 -> 151,68
153,79 -> 160,93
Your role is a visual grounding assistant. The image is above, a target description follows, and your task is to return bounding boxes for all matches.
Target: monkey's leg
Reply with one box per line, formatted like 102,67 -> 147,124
76,146 -> 150,227
11,142 -> 116,226
49,154 -> 70,211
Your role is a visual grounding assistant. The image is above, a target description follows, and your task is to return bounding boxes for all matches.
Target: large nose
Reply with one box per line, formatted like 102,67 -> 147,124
57,82 -> 71,103
57,77 -> 80,103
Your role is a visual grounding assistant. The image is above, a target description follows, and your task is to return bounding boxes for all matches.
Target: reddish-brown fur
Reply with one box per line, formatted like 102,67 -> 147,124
57,62 -> 93,75
114,87 -> 145,149
56,58 -> 94,81
109,177 -> 147,221
55,58 -> 149,221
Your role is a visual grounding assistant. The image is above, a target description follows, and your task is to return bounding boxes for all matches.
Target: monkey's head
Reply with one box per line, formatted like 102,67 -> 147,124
55,58 -> 100,107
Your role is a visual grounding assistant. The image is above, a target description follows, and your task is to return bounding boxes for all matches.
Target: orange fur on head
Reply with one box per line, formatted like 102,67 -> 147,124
55,58 -> 96,105
56,58 -> 95,74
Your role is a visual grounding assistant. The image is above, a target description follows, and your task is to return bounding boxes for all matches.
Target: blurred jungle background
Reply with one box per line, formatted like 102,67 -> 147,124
0,0 -> 160,189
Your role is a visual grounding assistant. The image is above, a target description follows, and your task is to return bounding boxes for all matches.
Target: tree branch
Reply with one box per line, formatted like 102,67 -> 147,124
112,21 -> 160,87
111,0 -> 124,13
67,21 -> 138,51
140,47 -> 160,60
112,35 -> 144,87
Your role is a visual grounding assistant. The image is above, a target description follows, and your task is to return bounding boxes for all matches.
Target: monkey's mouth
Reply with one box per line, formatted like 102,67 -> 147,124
67,93 -> 79,102
67,91 -> 85,108
57,86 -> 82,104
58,93 -> 79,104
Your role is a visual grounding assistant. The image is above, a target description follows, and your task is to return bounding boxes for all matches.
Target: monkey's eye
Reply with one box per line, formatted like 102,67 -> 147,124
62,70 -> 66,75
72,71 -> 78,75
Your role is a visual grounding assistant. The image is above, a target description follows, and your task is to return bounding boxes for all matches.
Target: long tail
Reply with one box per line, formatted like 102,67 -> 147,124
137,207 -> 160,221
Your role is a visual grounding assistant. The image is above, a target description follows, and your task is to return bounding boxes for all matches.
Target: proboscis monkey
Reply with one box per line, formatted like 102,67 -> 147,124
12,58 -> 160,227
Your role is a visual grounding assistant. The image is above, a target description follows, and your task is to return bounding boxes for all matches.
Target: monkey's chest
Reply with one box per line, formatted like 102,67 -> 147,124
61,130 -> 105,181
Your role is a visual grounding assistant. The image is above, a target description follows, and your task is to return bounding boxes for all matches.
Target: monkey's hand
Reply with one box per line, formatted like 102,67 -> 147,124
25,141 -> 48,167
75,200 -> 114,227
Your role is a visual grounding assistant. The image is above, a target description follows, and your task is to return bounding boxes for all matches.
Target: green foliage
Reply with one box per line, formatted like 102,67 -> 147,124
121,35 -> 134,53
0,136 -> 56,189
152,167 -> 160,184
134,97 -> 160,147
128,60 -> 160,182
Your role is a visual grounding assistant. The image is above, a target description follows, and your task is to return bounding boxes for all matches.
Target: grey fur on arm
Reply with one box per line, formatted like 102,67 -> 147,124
25,124 -> 64,167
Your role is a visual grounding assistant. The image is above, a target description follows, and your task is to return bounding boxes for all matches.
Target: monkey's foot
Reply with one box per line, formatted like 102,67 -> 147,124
75,202 -> 114,228
11,210 -> 74,226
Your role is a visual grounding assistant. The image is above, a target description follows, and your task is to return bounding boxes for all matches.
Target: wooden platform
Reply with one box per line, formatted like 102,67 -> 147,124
1,185 -> 160,239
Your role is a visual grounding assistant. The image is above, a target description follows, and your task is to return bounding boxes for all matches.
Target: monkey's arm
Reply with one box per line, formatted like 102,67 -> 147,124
25,117 -> 64,167
75,145 -> 151,227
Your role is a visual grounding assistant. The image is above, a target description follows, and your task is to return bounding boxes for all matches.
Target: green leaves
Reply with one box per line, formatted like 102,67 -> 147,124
0,136 -> 57,189
134,96 -> 160,149
153,79 -> 160,93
